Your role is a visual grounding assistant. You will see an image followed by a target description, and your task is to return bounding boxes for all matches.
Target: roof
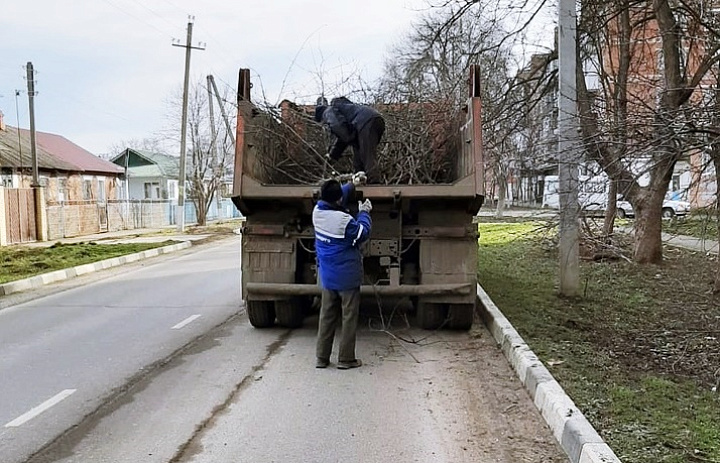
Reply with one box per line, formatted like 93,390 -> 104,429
20,129 -> 124,175
0,125 -> 77,171
111,149 -> 180,179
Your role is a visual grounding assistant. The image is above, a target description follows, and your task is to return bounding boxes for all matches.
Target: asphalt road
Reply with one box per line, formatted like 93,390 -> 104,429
0,238 -> 243,463
1,234 -> 567,463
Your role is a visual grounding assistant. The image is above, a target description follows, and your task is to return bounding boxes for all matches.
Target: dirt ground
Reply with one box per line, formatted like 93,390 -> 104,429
590,245 -> 720,390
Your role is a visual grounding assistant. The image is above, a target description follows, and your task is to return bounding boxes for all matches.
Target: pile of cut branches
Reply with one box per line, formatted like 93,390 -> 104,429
245,100 -> 463,185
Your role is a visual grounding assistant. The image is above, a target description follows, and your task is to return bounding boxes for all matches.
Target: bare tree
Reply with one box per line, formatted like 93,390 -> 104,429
575,0 -> 720,264
166,79 -> 234,225
103,137 -> 168,160
378,4 -> 542,216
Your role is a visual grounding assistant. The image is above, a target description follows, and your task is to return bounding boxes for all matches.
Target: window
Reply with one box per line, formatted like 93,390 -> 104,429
144,182 -> 160,199
97,179 -> 106,201
168,181 -> 177,200
83,179 -> 93,200
1,168 -> 13,187
58,177 -> 67,201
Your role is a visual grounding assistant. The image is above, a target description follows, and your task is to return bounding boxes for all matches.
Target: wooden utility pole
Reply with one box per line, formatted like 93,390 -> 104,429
172,18 -> 205,232
26,62 -> 39,187
558,0 -> 580,296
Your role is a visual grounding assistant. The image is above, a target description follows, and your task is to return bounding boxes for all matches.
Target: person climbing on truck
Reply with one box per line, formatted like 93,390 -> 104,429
313,178 -> 372,369
314,96 -> 385,184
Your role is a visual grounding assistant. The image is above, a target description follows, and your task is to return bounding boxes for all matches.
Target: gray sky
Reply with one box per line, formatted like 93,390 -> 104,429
0,0 -> 426,155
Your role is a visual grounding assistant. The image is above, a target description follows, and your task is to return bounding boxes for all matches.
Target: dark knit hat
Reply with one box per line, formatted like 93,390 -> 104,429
320,179 -> 342,203
314,105 -> 327,123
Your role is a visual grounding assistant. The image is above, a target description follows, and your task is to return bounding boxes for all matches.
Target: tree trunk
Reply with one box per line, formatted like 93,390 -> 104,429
603,179 -> 617,237
632,189 -> 667,263
714,160 -> 720,292
196,199 -> 207,226
495,170 -> 507,218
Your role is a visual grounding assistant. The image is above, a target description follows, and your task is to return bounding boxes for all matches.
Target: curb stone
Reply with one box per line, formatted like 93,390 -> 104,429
476,283 -> 622,463
0,241 -> 192,297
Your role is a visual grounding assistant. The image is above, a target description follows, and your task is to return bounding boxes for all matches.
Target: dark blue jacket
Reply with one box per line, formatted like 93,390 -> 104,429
321,98 -> 382,160
312,183 -> 371,291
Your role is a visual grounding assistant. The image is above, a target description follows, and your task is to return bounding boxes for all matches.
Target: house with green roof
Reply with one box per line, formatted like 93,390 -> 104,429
111,149 -> 179,201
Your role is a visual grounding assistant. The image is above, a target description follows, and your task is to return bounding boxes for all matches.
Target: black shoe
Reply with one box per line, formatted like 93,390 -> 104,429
337,359 -> 362,370
316,358 -> 330,369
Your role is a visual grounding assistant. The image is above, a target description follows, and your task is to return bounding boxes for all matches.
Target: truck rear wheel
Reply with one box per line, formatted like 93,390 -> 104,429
275,299 -> 304,328
447,303 -> 474,330
247,300 -> 276,328
416,301 -> 448,330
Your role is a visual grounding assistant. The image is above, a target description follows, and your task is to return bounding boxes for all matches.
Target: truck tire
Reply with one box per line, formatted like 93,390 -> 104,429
247,300 -> 276,328
447,303 -> 474,330
275,299 -> 304,328
416,301 -> 447,330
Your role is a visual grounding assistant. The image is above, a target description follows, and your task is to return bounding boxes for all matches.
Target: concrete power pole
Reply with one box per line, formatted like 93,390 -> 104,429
26,62 -> 39,187
206,75 -> 218,171
172,18 -> 205,232
558,0 -> 580,296
207,75 -> 235,146
206,75 -> 220,210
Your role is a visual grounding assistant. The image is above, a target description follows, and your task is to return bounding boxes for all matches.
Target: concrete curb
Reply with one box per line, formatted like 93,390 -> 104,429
476,283 -> 622,463
0,241 -> 192,297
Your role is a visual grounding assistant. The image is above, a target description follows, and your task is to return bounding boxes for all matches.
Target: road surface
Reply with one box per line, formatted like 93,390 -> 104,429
0,236 -> 567,463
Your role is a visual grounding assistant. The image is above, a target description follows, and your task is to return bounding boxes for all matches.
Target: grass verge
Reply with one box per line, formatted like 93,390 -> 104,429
663,210 -> 719,240
478,219 -> 720,463
0,241 -> 179,284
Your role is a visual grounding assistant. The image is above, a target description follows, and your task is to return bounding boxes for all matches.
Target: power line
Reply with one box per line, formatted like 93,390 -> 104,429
100,0 -> 175,38
125,0 -> 179,31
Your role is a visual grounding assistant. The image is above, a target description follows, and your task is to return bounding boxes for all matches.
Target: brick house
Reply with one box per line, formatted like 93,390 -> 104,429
0,111 -> 128,242
601,5 -> 716,207
18,128 -> 125,202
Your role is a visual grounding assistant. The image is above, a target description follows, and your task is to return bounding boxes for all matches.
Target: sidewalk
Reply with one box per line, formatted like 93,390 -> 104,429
619,225 -> 719,254
662,231 -> 719,254
20,226 -> 214,247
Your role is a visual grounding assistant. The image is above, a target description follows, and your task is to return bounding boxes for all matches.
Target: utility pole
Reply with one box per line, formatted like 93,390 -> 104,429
172,18 -> 205,232
206,75 -> 220,209
206,75 -> 218,171
26,62 -> 39,187
14,90 -> 24,185
207,75 -> 235,146
558,0 -> 580,296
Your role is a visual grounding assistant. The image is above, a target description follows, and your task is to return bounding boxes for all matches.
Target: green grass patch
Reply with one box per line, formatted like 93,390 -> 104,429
0,241 -> 179,284
663,209 -> 719,240
478,221 -> 720,463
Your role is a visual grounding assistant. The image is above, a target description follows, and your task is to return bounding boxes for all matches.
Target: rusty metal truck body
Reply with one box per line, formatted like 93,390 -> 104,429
231,68 -> 484,330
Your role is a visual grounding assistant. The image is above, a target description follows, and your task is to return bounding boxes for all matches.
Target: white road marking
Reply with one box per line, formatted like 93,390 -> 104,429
5,389 -> 77,428
171,314 -> 202,330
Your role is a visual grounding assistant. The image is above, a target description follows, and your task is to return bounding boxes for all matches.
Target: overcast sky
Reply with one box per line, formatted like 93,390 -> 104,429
0,0 -> 430,155
0,1 -> 553,156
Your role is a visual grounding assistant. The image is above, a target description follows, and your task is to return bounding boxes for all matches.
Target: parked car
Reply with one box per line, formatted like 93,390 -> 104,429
616,196 -> 691,219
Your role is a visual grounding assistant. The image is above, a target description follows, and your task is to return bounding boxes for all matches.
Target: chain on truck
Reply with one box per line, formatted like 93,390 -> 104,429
231,66 -> 485,330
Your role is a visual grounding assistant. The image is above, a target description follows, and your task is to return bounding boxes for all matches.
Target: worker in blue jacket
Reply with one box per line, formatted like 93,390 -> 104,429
312,178 -> 372,369
314,96 -> 385,184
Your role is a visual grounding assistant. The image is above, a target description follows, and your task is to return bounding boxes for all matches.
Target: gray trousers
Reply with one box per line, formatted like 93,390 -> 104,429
353,116 -> 385,183
316,288 -> 360,363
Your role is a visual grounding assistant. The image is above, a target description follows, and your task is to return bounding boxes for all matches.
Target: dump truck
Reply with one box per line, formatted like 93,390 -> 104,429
231,66 -> 484,330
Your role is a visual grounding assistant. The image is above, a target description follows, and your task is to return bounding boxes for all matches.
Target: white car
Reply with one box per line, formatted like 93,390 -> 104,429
616,197 -> 691,219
